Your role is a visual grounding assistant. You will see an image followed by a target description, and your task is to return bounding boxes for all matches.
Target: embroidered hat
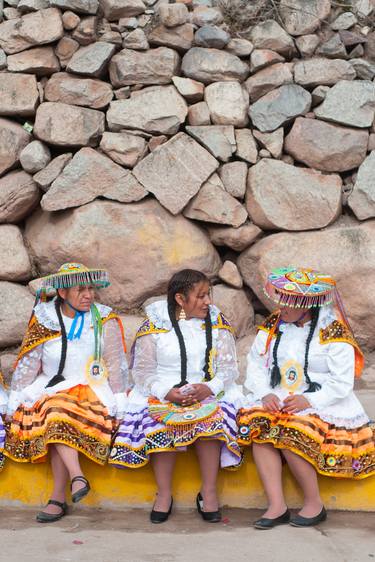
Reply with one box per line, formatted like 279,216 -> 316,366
40,262 -> 110,291
264,267 -> 336,309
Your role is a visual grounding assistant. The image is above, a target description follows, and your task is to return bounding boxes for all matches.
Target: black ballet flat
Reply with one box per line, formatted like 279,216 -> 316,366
196,492 -> 222,523
36,499 -> 68,523
71,475 -> 91,504
254,509 -> 291,530
150,498 -> 173,524
289,506 -> 327,527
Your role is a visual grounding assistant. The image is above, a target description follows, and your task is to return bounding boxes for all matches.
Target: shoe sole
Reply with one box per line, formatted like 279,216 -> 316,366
254,520 -> 290,530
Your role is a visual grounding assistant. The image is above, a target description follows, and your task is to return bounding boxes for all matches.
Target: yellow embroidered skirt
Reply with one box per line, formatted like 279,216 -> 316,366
5,384 -> 114,465
237,408 -> 375,479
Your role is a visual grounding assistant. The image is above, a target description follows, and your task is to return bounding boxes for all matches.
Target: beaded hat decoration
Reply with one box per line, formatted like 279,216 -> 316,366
264,267 -> 336,309
40,262 -> 110,291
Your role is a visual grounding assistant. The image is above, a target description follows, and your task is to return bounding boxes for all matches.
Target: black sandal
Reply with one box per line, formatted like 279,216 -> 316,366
71,475 -> 91,503
36,499 -> 68,523
196,492 -> 222,523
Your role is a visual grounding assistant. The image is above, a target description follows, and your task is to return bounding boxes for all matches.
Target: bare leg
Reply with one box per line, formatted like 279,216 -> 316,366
42,445 -> 69,515
195,439 -> 220,511
252,442 -> 288,518
282,449 -> 323,517
151,452 -> 176,511
54,443 -> 86,495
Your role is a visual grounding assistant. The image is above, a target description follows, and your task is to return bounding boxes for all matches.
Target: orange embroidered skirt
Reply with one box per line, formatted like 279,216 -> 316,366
237,408 -> 375,479
5,384 -> 114,465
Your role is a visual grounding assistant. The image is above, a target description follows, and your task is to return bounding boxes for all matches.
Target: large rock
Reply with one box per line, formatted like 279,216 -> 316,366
107,85 -> 187,135
99,132 -> 147,168
41,147 -> 147,211
294,58 -> 356,87
218,260 -> 243,289
218,161 -> 248,199
109,47 -> 180,87
20,140 -> 51,173
315,80 -> 375,128
24,199 -> 222,310
66,42 -> 116,77
348,151 -> 375,220
133,132 -> 218,214
158,2 -> 188,27
172,76 -> 204,103
285,117 -> 369,173
7,46 -> 60,75
0,8 -> 64,54
34,102 -> 105,147
211,284 -> 253,338
0,118 -> 30,177
246,159 -> 342,231
181,47 -> 249,85
0,170 -> 40,223
237,219 -> 375,350
250,49 -> 284,73
245,62 -> 293,102
55,36 -> 80,68
194,25 -> 230,49
249,20 -> 295,57
0,282 -> 34,348
186,125 -> 236,162
188,102 -> 211,126
0,225 -> 32,281
183,173 -> 248,227
33,153 -> 72,191
249,84 -> 311,133
204,81 -> 249,127
44,72 -> 113,109
279,0 -> 331,36
50,0 -> 98,14
148,24 -> 194,52
207,222 -> 262,252
100,0 -> 145,20
253,128 -> 283,159
235,128 -> 258,164
0,73 -> 39,116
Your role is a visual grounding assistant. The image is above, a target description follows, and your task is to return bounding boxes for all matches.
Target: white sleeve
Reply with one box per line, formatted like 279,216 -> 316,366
307,342 -> 355,410
7,347 -> 43,415
244,330 -> 273,401
103,318 -> 129,419
132,335 -> 173,401
204,328 -> 239,396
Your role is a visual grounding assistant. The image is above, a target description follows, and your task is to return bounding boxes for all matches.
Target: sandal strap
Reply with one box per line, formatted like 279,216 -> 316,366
71,476 -> 89,487
47,499 -> 66,509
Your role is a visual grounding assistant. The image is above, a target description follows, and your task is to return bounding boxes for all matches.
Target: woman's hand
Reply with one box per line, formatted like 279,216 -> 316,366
189,384 -> 213,403
164,388 -> 185,405
262,393 -> 282,413
282,394 -> 311,414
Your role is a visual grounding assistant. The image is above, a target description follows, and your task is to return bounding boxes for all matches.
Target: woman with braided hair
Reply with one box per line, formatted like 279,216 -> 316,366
237,267 -> 375,529
5,263 -> 128,523
110,269 -> 244,523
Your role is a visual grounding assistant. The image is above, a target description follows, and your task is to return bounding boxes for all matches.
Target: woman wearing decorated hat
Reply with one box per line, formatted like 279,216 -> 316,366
5,263 -> 128,523
109,269 -> 244,524
237,267 -> 375,529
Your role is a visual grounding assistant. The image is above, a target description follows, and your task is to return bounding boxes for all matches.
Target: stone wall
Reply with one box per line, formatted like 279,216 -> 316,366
1,0 -> 375,381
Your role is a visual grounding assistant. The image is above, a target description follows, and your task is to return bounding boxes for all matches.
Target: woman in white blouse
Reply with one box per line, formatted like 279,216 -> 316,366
237,267 -> 375,529
5,263 -> 128,523
110,269 -> 244,524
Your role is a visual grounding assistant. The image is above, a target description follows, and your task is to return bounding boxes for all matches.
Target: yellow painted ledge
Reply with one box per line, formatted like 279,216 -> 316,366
0,451 -> 374,511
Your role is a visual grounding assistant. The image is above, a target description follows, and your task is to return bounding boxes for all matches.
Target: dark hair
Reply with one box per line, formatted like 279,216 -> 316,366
167,269 -> 212,387
270,307 -> 321,392
45,295 -> 67,388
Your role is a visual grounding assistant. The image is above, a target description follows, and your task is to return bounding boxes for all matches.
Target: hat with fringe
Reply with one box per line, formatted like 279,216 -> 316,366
40,262 -> 110,291
264,267 -> 336,309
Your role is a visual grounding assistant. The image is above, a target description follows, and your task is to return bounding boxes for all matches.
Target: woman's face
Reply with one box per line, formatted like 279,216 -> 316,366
58,285 -> 95,312
279,306 -> 311,324
175,280 -> 212,319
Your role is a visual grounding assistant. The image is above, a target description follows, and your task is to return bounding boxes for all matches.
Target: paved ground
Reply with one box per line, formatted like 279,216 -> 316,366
0,507 -> 373,562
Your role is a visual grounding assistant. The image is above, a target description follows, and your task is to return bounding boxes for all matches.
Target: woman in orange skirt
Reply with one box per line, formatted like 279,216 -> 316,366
5,263 -> 128,522
237,267 -> 375,529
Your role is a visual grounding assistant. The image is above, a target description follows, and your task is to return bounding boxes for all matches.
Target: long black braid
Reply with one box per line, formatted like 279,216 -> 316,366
270,307 -> 321,392
45,295 -> 68,388
167,269 -> 213,388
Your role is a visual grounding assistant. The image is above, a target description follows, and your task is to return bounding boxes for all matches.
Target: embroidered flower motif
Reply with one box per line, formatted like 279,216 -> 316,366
268,427 -> 280,438
326,456 -> 336,467
352,459 -> 361,471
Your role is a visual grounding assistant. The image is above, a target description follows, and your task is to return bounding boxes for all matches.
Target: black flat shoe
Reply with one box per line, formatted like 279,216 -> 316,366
150,498 -> 173,524
289,506 -> 327,527
254,509 -> 290,530
71,475 -> 91,504
36,499 -> 68,523
196,492 -> 222,523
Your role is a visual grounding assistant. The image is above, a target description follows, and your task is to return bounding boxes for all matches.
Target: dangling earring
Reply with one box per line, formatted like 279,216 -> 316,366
179,307 -> 186,321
